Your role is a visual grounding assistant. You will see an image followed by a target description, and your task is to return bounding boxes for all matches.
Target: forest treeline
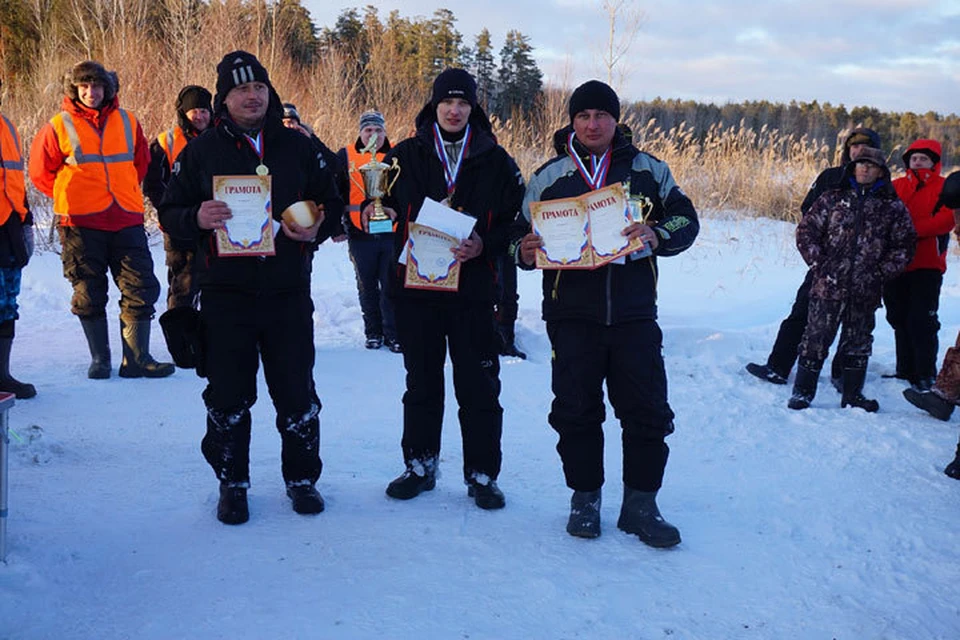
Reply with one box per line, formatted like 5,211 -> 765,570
0,0 -> 956,230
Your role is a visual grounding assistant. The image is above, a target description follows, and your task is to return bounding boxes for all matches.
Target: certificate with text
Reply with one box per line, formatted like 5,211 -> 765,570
213,175 -> 276,257
404,222 -> 461,292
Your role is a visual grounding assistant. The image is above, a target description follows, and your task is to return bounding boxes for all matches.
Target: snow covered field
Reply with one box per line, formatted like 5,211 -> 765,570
1,216 -> 958,639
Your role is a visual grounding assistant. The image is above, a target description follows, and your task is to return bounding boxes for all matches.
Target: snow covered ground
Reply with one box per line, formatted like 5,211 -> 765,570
1,216 -> 958,639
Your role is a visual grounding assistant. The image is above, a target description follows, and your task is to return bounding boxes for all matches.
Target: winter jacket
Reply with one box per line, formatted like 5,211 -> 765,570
892,139 -> 953,273
0,113 -> 28,225
144,124 -> 198,209
157,113 -> 343,295
798,163 -> 916,308
521,125 -> 699,325
800,128 -> 881,215
29,95 -> 149,232
381,103 -> 524,303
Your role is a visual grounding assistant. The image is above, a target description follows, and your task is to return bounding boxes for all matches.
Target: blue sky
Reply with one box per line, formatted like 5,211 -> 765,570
304,0 -> 960,115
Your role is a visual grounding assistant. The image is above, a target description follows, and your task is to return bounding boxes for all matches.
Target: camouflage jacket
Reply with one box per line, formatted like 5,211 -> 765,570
797,174 -> 916,307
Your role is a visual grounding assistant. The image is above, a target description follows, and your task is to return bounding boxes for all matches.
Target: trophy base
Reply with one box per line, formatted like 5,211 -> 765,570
368,218 -> 394,234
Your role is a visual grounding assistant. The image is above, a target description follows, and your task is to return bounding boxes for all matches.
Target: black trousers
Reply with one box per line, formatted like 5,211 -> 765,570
494,254 -> 519,330
58,225 -> 160,321
348,234 -> 397,341
199,290 -> 321,487
766,269 -> 844,378
547,319 -> 675,492
882,269 -> 942,382
394,297 -> 503,481
163,233 -> 197,310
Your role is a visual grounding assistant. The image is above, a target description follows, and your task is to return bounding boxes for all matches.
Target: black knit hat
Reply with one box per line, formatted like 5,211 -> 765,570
568,80 -> 620,122
431,68 -> 477,108
282,103 -> 301,123
215,51 -> 270,98
176,85 -> 212,115
63,60 -> 117,104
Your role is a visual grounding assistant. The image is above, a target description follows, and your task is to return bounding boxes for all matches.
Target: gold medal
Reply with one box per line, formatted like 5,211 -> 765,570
256,164 -> 269,176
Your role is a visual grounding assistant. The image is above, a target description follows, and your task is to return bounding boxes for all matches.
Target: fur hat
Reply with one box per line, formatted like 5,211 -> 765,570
854,147 -> 887,169
569,80 -> 620,123
63,60 -> 117,104
431,68 -> 477,108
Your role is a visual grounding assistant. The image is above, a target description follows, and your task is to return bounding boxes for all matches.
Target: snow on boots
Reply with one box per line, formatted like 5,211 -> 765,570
788,357 -> 822,410
616,486 -> 681,548
566,489 -> 601,538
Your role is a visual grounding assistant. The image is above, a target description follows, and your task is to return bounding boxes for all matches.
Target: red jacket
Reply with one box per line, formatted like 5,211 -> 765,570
29,95 -> 149,231
893,139 -> 954,273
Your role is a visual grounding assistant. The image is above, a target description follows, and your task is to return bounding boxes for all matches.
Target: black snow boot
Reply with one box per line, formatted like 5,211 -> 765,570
386,465 -> 436,500
119,319 -> 175,378
498,325 -> 526,360
840,367 -> 879,413
903,387 -> 954,421
566,489 -> 602,539
217,484 -> 249,525
945,439 -> 960,480
788,357 -> 822,410
286,484 -> 325,514
745,362 -> 788,385
0,329 -> 36,399
80,316 -> 111,379
467,479 -> 506,510
616,486 -> 681,548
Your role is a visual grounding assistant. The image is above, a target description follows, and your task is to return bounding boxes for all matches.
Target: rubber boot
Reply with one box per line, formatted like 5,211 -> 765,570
945,438 -> 960,480
616,486 -> 681,548
829,354 -> 845,393
80,316 -> 111,379
903,387 -> 954,421
119,319 -> 175,378
788,357 -> 822,410
840,367 -> 879,412
0,334 -> 35,399
566,489 -> 602,538
217,484 -> 249,525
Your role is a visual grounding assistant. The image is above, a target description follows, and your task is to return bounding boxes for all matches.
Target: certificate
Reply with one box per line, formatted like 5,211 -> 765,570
404,222 -> 461,291
213,175 -> 276,257
530,183 -> 643,269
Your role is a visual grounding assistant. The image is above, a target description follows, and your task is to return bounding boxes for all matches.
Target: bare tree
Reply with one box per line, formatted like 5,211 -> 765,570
597,0 -> 645,93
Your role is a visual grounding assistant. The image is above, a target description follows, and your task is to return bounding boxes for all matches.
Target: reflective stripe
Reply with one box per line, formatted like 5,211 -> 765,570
60,108 -> 136,164
0,116 -> 23,170
163,128 -> 175,163
346,205 -> 361,212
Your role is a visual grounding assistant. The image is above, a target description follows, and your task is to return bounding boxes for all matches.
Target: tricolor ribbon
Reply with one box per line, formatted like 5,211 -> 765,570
568,132 -> 610,190
433,123 -> 471,195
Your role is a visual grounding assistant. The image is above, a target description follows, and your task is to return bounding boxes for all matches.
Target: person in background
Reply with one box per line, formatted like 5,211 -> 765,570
882,139 -> 954,391
337,110 -> 401,352
159,51 -> 343,525
0,77 -> 36,398
517,80 -> 698,546
367,68 -> 524,510
143,85 -> 212,311
29,61 -> 173,380
746,128 -> 882,390
788,148 -> 915,412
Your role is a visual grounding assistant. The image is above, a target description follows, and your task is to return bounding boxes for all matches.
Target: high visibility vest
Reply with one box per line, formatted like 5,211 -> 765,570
0,114 -> 27,225
49,107 -> 144,216
346,145 -> 390,231
157,125 -> 188,170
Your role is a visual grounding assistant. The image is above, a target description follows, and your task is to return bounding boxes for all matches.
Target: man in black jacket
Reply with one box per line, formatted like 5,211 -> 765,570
158,51 -> 343,525
364,68 -> 524,510
745,128 -> 881,387
517,80 -> 698,546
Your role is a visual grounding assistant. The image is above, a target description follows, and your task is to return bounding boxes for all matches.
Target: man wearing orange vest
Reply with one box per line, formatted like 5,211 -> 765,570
0,78 -> 36,399
144,85 -> 212,311
29,61 -> 174,380
336,110 -> 400,352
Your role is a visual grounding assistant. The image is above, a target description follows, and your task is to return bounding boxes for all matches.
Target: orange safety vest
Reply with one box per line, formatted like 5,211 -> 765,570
345,145 -> 393,231
0,114 -> 27,225
49,107 -> 144,216
157,125 -> 188,170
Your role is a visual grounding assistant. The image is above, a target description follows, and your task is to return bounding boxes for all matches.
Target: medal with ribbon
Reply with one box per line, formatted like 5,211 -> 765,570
433,122 -> 471,197
567,131 -> 610,190
244,131 -> 269,176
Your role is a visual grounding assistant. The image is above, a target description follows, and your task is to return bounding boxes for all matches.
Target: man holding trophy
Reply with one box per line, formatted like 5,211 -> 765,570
362,68 -> 524,510
159,51 -> 343,525
338,111 -> 402,352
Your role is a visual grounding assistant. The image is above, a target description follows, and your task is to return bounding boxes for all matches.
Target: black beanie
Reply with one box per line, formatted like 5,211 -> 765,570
216,51 -> 271,100
568,80 -> 620,122
176,85 -> 212,115
431,68 -> 477,108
